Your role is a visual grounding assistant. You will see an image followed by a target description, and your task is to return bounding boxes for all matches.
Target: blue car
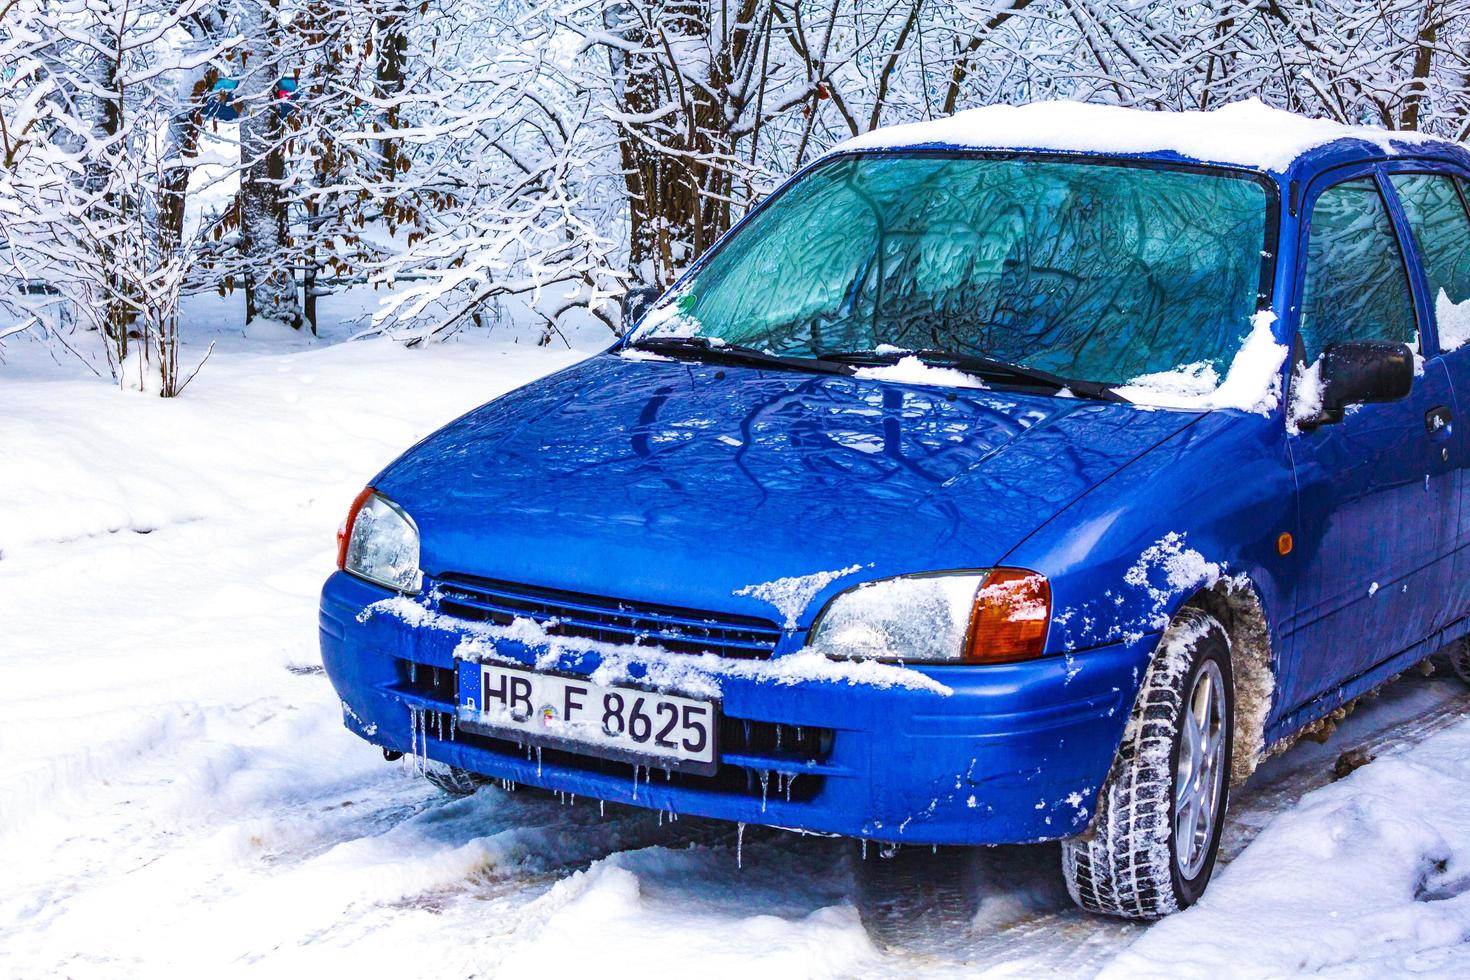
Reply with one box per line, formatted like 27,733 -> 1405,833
320,102 -> 1470,919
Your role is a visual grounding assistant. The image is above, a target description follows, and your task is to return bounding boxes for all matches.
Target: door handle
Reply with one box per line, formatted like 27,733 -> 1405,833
1426,405 -> 1454,438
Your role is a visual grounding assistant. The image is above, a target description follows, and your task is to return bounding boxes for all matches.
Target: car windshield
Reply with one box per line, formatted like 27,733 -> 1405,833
631,153 -> 1273,390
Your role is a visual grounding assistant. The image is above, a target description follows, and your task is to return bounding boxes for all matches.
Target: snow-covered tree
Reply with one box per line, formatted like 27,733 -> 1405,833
9,0 -> 1470,371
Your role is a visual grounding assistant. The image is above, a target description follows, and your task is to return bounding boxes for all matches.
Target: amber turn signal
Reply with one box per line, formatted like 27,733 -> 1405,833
965,568 -> 1051,664
336,487 -> 376,571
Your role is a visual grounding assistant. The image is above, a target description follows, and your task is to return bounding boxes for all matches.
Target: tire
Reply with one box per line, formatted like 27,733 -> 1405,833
1446,638 -> 1470,685
1060,607 -> 1234,919
424,763 -> 485,797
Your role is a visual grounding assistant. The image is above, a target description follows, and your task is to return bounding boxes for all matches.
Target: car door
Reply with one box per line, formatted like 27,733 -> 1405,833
1283,169 -> 1459,712
1384,168 -> 1470,628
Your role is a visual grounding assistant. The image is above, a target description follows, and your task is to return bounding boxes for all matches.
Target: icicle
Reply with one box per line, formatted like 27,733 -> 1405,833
409,662 -> 417,684
535,746 -> 543,777
570,794 -> 576,806
759,769 -> 769,812
783,772 -> 793,803
796,726 -> 803,742
736,822 -> 746,869
776,725 -> 782,752
409,706 -> 426,775
632,764 -> 640,801
658,810 -> 664,827
599,799 -> 606,818
861,838 -> 868,861
448,713 -> 457,741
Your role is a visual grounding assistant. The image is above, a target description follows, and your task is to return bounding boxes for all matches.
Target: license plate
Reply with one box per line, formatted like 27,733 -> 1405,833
456,663 -> 720,774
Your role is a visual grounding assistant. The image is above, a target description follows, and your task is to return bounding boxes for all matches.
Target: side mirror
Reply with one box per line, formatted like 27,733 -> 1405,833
1311,340 -> 1414,426
621,284 -> 662,332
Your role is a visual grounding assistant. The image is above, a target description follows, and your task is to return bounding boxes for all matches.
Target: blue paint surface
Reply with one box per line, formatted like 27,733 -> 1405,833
322,132 -> 1470,843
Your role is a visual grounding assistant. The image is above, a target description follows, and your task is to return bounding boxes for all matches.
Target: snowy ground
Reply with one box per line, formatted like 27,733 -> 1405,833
5,307 -> 1470,978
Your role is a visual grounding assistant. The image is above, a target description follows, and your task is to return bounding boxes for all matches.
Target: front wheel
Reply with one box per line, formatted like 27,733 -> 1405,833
1061,608 -> 1234,919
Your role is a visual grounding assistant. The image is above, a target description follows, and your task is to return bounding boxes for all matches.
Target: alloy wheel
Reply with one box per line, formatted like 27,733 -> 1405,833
1174,658 -> 1226,879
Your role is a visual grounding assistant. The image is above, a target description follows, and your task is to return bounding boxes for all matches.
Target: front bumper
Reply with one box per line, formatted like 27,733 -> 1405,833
319,571 -> 1153,845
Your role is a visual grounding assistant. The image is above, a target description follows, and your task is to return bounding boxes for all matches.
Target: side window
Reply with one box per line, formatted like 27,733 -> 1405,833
1389,172 -> 1470,352
1299,177 -> 1418,358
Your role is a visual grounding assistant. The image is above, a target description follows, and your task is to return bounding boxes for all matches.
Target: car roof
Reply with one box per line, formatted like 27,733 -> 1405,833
824,99 -> 1470,183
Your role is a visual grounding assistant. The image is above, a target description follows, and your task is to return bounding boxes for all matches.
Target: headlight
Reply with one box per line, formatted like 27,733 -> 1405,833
808,569 -> 1049,664
337,489 -> 422,593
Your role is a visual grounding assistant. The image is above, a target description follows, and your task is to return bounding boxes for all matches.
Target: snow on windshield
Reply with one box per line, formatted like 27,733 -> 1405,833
1113,312 -> 1288,414
852,356 -> 988,390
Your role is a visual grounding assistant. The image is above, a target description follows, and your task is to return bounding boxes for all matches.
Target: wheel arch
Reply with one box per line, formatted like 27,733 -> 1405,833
1181,577 -> 1276,786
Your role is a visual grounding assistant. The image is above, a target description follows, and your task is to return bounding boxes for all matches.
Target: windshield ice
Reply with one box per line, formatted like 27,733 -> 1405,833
633,154 -> 1273,390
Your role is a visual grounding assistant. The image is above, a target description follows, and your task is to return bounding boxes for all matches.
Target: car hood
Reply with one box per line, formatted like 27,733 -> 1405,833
377,354 -> 1199,626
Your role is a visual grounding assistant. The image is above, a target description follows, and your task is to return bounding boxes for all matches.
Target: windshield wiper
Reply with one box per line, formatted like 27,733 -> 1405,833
626,336 -> 852,375
817,348 -> 1124,402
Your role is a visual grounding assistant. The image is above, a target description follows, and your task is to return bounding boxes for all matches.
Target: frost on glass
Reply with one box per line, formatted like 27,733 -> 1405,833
809,574 -> 984,662
635,155 -> 1268,388
345,494 -> 422,592
1389,173 -> 1470,353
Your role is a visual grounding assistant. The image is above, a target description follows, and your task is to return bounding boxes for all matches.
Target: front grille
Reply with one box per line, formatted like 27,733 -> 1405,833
433,573 -> 783,660
448,720 -> 827,803
396,658 -> 833,804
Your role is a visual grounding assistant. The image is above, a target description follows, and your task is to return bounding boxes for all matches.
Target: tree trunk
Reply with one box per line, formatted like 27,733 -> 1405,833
237,0 -> 301,327
159,73 -> 208,257
1402,0 -> 1442,131
376,0 -> 410,183
159,14 -> 227,256
85,5 -> 130,356
605,1 -> 749,288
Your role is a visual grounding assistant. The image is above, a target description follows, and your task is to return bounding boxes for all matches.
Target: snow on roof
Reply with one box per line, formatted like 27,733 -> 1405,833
829,99 -> 1452,172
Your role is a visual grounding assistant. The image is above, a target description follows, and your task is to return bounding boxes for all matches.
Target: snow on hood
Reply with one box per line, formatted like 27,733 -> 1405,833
830,99 -> 1445,172
734,564 -> 866,631
375,355 -> 1203,622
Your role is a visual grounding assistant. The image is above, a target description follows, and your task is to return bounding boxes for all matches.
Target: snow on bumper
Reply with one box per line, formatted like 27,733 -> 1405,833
319,571 -> 1153,845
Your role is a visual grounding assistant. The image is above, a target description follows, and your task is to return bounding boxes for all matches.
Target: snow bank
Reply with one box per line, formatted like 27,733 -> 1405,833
832,99 -> 1445,172
492,848 -> 878,979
